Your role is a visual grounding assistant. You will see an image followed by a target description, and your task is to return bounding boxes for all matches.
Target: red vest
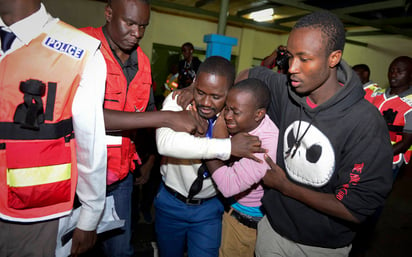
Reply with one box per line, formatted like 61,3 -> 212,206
363,83 -> 380,103
80,27 -> 152,185
370,90 -> 412,164
0,21 -> 97,221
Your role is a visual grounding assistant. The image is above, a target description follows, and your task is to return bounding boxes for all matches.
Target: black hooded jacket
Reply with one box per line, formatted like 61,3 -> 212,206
250,60 -> 393,248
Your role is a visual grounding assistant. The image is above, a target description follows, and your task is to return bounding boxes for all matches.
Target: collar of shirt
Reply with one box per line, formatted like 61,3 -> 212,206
0,3 -> 51,47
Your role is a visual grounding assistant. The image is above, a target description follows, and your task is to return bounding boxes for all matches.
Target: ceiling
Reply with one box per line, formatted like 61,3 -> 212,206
146,0 -> 412,39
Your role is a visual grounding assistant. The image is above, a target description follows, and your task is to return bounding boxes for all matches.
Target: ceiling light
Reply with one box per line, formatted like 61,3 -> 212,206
250,8 -> 274,22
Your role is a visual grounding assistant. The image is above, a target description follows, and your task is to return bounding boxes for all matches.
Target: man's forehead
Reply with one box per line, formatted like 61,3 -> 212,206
288,26 -> 322,41
112,0 -> 149,13
391,58 -> 412,69
111,0 -> 143,5
196,73 -> 230,91
287,27 -> 326,54
197,72 -> 226,82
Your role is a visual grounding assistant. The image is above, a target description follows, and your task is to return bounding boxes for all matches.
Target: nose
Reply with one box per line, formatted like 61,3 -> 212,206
288,57 -> 299,74
224,109 -> 233,120
388,70 -> 397,79
200,95 -> 213,107
131,25 -> 144,38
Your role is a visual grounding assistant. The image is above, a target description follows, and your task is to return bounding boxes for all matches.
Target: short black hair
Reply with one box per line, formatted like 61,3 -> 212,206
391,56 -> 412,67
294,11 -> 345,55
108,0 -> 150,6
181,42 -> 194,50
197,56 -> 235,88
233,78 -> 270,110
352,64 -> 370,74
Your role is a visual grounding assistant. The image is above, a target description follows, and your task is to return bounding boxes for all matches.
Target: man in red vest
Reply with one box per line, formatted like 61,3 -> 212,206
81,0 -> 167,256
81,0 -> 210,255
366,56 -> 412,178
352,56 -> 412,257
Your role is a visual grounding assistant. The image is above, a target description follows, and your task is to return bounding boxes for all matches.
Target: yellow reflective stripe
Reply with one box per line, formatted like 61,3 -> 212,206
7,164 -> 71,187
391,140 -> 396,145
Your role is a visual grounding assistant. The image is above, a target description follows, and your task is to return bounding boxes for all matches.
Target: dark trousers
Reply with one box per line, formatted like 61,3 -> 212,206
0,218 -> 58,257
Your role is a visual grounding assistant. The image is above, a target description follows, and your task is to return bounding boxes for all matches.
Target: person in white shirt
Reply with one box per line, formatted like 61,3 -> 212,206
155,56 -> 265,257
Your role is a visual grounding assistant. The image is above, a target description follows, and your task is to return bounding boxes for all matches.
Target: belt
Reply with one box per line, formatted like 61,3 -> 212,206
163,183 -> 215,205
229,209 -> 259,229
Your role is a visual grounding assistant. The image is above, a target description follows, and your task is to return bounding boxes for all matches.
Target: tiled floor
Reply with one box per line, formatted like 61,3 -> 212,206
133,170 -> 412,257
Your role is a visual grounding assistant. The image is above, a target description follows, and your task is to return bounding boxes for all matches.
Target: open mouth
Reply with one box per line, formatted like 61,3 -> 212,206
225,122 -> 237,129
290,76 -> 302,87
199,107 -> 213,116
290,79 -> 302,87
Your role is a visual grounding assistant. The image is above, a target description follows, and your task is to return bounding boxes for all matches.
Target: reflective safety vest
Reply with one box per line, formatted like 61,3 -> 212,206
370,89 -> 412,165
80,27 -> 152,185
363,83 -> 381,103
0,21 -> 99,222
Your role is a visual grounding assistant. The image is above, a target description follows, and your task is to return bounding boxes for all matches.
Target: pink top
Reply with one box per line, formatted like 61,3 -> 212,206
212,114 -> 279,207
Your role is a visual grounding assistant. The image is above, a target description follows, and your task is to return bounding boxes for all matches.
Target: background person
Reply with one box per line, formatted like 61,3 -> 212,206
352,63 -> 381,103
260,45 -> 289,74
178,42 -> 202,89
352,64 -> 373,87
365,56 -> 412,179
351,57 -> 412,257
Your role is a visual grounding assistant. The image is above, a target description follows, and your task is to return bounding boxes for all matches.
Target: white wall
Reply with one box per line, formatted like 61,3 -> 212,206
43,0 -> 105,28
344,35 -> 412,87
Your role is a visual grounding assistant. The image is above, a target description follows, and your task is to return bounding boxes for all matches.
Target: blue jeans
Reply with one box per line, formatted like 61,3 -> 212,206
154,183 -> 224,257
101,172 -> 134,257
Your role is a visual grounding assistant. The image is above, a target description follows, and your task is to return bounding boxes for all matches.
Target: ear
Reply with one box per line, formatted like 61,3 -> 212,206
328,50 -> 342,68
105,5 -> 113,23
255,108 -> 266,122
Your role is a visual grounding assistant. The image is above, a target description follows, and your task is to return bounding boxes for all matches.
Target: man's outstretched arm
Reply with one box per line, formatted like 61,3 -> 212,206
104,109 -> 205,135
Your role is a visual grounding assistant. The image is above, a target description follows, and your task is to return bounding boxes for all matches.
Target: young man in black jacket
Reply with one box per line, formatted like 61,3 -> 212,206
238,11 -> 393,257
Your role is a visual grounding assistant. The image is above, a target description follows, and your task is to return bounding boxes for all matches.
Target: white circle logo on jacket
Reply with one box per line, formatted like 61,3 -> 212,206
283,120 -> 335,187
